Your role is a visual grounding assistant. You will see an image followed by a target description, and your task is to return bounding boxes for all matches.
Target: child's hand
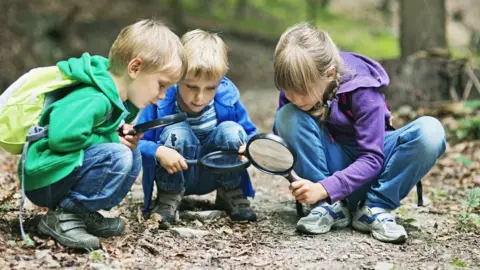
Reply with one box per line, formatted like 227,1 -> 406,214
156,146 -> 188,174
238,144 -> 246,154
289,179 -> 328,204
238,144 -> 249,162
119,124 -> 144,150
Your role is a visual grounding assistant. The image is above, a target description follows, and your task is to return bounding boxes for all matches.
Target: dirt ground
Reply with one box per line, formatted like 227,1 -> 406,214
0,88 -> 479,270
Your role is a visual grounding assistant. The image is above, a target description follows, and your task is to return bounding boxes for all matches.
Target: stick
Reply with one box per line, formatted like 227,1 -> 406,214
449,84 -> 459,102
465,64 -> 480,95
462,80 -> 473,101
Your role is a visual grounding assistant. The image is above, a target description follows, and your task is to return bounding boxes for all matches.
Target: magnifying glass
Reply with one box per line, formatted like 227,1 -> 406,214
126,112 -> 187,136
244,133 -> 306,218
184,133 -> 306,217
185,150 -> 251,173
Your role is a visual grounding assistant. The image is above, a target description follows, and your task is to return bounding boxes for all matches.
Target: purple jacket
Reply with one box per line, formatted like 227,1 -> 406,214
277,52 -> 391,202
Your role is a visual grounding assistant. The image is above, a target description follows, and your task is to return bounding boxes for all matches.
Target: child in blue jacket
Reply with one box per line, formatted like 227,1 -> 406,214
138,29 -> 257,222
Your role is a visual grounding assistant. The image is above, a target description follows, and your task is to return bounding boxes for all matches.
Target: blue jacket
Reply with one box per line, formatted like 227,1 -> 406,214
138,77 -> 257,213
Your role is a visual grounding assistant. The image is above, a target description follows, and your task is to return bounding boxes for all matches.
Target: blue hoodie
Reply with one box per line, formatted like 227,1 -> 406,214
138,77 -> 257,212
277,52 -> 391,202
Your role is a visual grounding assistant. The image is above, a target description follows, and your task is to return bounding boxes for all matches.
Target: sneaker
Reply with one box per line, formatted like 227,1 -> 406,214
352,203 -> 407,243
151,188 -> 185,222
215,187 -> 257,222
80,212 -> 125,238
37,209 -> 100,250
296,200 -> 351,234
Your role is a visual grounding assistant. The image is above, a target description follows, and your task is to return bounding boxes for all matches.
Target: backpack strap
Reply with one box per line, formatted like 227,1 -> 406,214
19,125 -> 49,243
337,92 -> 423,207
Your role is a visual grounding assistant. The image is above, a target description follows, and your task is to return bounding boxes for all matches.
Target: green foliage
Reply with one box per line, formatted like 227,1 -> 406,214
22,234 -> 35,248
458,188 -> 480,233
90,250 -> 105,262
0,203 -> 9,219
446,100 -> 480,143
433,188 -> 448,197
450,257 -> 468,268
455,155 -> 473,168
452,116 -> 480,142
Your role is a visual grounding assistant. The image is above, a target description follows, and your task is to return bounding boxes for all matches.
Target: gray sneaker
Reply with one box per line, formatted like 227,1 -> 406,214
296,200 -> 351,234
352,203 -> 407,243
37,209 -> 100,250
151,188 -> 185,222
215,187 -> 257,222
81,212 -> 125,238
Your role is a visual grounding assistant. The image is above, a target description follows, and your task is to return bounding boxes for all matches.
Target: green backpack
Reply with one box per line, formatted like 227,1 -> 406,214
0,66 -> 80,154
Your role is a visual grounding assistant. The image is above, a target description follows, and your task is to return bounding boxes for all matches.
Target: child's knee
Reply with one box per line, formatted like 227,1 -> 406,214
160,122 -> 198,149
274,103 -> 317,139
412,116 -> 446,156
107,144 -> 134,174
215,121 -> 247,147
130,148 -> 142,176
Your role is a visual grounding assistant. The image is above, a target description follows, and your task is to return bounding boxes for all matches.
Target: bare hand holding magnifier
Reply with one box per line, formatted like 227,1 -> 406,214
288,170 -> 329,204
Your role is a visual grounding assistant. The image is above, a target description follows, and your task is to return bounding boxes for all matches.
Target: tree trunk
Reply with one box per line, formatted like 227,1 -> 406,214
379,0 -> 391,13
400,0 -> 448,58
320,0 -> 331,10
234,0 -> 248,20
202,0 -> 213,13
306,0 -> 318,23
170,0 -> 186,33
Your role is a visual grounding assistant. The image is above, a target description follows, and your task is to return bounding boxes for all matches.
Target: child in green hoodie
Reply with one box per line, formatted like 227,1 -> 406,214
18,19 -> 187,250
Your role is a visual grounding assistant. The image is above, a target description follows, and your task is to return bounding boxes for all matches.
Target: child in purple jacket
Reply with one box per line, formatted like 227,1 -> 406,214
273,23 -> 446,243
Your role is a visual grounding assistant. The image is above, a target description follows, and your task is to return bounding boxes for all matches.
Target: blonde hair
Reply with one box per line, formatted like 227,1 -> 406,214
274,22 -> 344,119
108,19 -> 187,82
181,29 -> 228,81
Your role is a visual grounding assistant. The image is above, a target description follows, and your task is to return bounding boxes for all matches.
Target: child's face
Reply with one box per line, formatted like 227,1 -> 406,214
128,71 -> 176,109
284,91 -> 316,111
284,79 -> 329,111
177,74 -> 220,114
283,67 -> 337,112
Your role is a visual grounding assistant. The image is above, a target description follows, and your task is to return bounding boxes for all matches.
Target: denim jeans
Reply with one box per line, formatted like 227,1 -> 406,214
274,103 -> 447,210
26,143 -> 142,213
155,121 -> 247,195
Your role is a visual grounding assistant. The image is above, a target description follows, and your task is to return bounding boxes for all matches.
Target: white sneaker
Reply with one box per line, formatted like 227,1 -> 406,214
296,200 -> 351,234
352,203 -> 407,243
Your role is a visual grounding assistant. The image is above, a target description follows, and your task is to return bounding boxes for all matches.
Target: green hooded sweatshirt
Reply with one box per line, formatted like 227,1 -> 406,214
20,53 -> 139,190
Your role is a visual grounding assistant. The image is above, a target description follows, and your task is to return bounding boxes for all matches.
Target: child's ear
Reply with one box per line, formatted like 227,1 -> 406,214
127,57 -> 143,79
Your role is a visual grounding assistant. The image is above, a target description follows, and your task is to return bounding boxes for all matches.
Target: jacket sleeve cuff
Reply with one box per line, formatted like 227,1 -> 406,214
138,140 -> 160,168
319,175 -> 346,203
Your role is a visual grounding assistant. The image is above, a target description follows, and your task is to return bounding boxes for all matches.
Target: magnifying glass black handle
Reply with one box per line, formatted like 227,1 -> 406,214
126,129 -> 138,136
285,173 -> 296,183
117,125 -> 138,136
185,159 -> 198,165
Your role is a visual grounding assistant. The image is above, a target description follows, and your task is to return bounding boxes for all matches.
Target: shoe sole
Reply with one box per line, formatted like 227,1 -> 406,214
352,220 -> 407,244
38,219 -> 100,250
297,218 -> 351,234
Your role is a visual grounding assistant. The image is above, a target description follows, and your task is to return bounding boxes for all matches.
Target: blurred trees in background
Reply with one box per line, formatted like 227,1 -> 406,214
1,0 -> 479,110
400,0 -> 448,58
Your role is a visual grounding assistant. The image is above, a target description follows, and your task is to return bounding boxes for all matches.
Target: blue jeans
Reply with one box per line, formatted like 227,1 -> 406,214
274,104 -> 447,210
26,143 -> 142,213
155,121 -> 247,195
